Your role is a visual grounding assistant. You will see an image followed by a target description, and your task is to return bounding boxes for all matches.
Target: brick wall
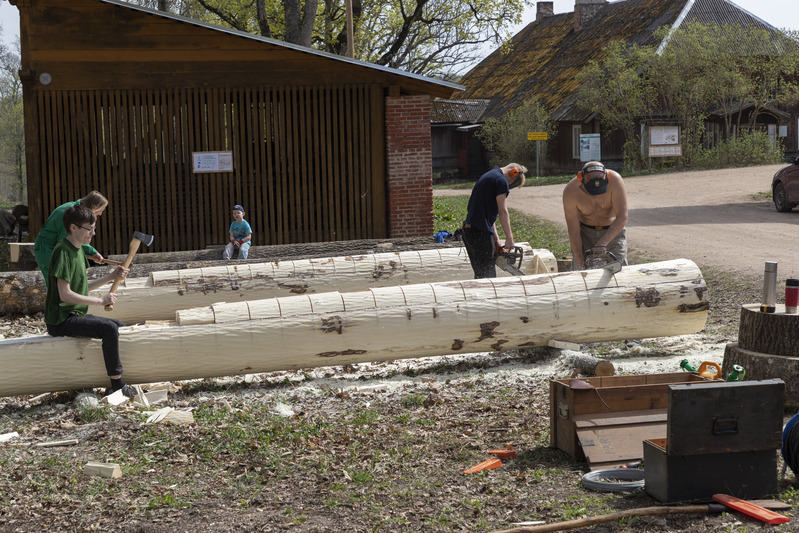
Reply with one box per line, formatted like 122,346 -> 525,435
385,95 -> 433,237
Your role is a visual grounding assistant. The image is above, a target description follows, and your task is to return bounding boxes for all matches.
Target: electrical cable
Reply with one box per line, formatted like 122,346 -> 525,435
581,468 -> 645,492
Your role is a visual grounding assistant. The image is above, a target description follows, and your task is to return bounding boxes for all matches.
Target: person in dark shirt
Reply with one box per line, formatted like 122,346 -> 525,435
462,164 -> 527,278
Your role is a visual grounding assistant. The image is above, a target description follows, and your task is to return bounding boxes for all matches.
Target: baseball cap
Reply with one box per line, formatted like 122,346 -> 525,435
233,204 -> 244,211
582,164 -> 608,195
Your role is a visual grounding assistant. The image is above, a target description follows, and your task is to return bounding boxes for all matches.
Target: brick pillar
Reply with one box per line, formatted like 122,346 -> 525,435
385,95 -> 433,238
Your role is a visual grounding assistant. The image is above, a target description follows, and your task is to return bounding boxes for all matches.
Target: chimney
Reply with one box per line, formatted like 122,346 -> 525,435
536,2 -> 554,22
574,0 -> 607,31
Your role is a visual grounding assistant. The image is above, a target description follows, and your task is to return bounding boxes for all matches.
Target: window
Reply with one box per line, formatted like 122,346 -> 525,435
572,125 -> 582,159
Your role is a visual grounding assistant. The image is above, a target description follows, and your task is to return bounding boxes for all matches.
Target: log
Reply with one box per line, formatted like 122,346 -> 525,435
562,353 -> 615,377
0,239 -> 540,318
722,304 -> 799,409
107,237 -> 465,265
89,243 -> 557,324
0,259 -> 708,397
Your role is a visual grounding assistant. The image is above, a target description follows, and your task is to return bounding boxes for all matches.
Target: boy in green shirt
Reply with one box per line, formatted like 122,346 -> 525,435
45,204 -> 134,397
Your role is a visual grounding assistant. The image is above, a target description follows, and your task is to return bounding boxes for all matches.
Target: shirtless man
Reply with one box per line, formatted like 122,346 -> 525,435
562,161 -> 628,270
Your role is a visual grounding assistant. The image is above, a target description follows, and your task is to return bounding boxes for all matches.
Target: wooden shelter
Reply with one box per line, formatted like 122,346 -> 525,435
12,0 -> 461,254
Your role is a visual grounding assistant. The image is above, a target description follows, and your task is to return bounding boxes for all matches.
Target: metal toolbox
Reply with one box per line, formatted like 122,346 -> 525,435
643,379 -> 784,502
549,372 -> 709,469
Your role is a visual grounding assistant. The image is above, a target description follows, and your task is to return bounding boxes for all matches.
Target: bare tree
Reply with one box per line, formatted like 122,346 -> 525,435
0,39 -> 24,203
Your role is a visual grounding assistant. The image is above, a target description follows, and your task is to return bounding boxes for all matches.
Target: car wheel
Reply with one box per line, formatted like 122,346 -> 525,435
773,183 -> 795,212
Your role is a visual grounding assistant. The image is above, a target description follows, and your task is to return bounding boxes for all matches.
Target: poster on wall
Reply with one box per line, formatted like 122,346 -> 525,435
192,151 -> 234,173
649,126 -> 682,157
580,133 -> 601,162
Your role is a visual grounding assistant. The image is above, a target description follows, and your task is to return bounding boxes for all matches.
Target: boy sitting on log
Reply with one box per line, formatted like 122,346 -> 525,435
44,204 -> 134,398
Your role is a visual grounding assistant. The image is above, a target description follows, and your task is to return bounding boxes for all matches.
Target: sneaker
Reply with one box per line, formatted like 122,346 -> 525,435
103,384 -> 137,399
118,384 -> 137,399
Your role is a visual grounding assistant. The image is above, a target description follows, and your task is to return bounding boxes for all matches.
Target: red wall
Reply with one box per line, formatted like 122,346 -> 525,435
385,95 -> 433,237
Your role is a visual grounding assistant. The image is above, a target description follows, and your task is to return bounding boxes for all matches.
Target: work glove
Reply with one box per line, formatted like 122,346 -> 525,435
232,238 -> 240,248
237,239 -> 245,246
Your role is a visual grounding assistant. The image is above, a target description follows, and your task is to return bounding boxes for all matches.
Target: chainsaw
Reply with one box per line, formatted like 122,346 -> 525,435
583,249 -> 623,274
495,245 -> 525,276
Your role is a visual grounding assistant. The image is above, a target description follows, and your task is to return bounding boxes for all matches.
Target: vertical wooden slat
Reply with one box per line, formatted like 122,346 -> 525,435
330,87 -> 344,239
274,87 -> 289,243
370,84 -> 387,237
186,88 -> 200,251
261,88 -> 277,245
295,87 -> 308,242
38,93 -> 55,215
242,88 -> 257,244
320,88 -> 334,240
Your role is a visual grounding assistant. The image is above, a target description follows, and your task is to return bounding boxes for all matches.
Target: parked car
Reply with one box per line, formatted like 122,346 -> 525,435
772,156 -> 799,212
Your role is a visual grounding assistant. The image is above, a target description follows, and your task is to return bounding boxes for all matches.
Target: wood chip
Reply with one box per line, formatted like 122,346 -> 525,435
83,462 -> 122,479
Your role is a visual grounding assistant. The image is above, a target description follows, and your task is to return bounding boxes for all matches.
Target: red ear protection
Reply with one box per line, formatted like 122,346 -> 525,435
509,167 -> 520,179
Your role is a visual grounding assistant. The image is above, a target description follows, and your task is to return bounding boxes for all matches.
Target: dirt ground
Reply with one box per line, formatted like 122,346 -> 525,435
1,165 -> 798,532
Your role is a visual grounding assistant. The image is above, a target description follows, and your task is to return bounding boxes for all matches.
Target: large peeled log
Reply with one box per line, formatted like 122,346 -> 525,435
90,244 -> 557,324
0,259 -> 708,397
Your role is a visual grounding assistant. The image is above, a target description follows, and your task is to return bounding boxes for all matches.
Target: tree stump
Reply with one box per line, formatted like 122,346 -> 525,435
723,304 -> 799,409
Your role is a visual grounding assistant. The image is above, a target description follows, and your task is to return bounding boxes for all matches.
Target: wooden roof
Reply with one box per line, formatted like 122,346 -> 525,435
456,0 -> 785,122
14,0 -> 462,98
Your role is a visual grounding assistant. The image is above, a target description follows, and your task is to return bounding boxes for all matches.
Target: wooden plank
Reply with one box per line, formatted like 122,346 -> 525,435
574,409 -> 668,428
576,417 -> 667,470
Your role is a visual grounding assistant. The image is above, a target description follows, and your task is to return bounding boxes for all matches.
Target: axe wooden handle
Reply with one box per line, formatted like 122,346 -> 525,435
104,238 -> 142,312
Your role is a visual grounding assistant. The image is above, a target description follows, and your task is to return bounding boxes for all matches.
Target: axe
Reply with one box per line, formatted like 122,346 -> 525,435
105,231 -> 154,311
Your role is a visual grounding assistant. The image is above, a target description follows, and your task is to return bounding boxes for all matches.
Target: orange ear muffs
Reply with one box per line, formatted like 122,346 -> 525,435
509,167 -> 520,179
577,171 -> 583,182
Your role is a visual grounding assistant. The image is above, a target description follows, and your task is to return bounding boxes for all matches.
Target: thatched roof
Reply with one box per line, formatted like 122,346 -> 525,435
456,0 -> 786,122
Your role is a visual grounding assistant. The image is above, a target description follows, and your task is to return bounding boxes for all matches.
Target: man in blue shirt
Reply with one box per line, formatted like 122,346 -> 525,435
462,164 -> 527,278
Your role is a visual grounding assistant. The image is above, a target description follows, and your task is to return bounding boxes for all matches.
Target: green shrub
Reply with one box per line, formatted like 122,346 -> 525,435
693,130 -> 784,168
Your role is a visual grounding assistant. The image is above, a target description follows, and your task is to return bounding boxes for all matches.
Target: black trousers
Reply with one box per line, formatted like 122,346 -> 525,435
462,227 -> 496,278
47,314 -> 126,376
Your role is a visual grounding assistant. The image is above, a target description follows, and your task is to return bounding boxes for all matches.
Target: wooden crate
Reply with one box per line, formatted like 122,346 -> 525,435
643,379 -> 784,502
549,372 -> 709,468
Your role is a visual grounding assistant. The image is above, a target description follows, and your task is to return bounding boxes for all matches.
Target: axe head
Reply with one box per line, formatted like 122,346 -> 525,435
133,231 -> 154,247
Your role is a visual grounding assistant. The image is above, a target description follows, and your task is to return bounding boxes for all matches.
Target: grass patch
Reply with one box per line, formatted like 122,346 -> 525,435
433,195 -> 571,258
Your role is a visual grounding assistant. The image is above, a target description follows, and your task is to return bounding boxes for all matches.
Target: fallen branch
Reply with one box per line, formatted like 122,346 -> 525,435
489,504 -> 721,533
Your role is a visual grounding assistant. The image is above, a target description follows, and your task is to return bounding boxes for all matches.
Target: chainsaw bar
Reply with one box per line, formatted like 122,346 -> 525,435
495,246 -> 525,276
584,249 -> 622,274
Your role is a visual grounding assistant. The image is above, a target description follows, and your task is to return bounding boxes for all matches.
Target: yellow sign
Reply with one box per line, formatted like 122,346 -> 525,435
527,132 -> 548,141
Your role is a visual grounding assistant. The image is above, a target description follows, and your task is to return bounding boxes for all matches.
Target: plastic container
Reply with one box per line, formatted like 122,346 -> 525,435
696,361 -> 722,380
786,278 -> 799,314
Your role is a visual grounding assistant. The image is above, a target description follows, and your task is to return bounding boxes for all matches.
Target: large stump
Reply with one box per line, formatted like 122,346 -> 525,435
723,304 -> 799,409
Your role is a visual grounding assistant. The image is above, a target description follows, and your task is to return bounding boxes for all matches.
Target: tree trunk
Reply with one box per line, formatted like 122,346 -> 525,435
92,243 -> 555,324
0,238 -> 476,318
737,303 -> 799,357
723,304 -> 799,409
563,353 -> 615,377
0,259 -> 708,397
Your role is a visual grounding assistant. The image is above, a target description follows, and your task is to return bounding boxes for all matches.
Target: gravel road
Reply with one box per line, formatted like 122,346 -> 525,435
436,164 -> 799,280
